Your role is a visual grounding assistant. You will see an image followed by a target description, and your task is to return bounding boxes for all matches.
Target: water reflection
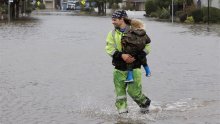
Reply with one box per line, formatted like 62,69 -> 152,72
188,24 -> 220,36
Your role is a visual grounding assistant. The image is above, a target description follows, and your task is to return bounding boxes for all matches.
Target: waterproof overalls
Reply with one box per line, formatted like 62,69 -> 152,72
105,25 -> 151,113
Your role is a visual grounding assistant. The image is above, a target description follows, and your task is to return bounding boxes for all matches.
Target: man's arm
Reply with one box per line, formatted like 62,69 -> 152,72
105,31 -> 117,57
143,43 -> 151,55
105,31 -> 135,63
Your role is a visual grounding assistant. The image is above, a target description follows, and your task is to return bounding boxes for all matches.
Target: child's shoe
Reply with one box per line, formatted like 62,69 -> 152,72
125,70 -> 134,83
144,65 -> 151,77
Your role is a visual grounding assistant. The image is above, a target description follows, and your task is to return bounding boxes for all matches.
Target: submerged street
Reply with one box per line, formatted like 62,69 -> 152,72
0,14 -> 220,124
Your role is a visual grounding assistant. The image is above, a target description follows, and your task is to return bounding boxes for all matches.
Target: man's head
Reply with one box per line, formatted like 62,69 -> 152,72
111,10 -> 128,29
112,10 -> 128,19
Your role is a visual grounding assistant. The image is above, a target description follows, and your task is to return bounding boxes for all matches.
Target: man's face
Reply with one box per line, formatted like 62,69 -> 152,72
112,18 -> 124,28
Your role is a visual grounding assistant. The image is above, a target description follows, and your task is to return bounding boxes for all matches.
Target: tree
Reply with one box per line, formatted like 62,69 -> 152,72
93,0 -> 106,15
187,0 -> 194,5
154,0 -> 172,9
145,0 -> 157,15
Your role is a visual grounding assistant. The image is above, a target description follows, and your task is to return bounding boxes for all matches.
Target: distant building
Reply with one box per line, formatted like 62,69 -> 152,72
194,0 -> 220,9
44,0 -> 55,9
122,0 -> 146,11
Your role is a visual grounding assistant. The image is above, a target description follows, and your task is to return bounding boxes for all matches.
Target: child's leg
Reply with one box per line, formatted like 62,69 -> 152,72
142,57 -> 151,77
143,65 -> 151,77
125,64 -> 134,83
125,69 -> 134,83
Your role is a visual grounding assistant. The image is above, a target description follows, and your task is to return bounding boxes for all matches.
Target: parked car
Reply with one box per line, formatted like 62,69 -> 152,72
75,5 -> 81,10
67,0 -> 76,10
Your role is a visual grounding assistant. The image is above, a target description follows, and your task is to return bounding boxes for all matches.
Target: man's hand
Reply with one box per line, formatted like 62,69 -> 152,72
122,54 -> 135,63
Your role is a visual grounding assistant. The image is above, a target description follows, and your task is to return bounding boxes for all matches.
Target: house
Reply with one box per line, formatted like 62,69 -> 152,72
194,0 -> 220,9
122,0 -> 146,11
44,0 -> 55,9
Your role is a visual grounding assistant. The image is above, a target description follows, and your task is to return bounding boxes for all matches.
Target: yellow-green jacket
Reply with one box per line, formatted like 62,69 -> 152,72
105,26 -> 151,71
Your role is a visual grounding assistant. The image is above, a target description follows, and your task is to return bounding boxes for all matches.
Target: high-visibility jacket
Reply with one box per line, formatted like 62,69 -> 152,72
105,26 -> 151,71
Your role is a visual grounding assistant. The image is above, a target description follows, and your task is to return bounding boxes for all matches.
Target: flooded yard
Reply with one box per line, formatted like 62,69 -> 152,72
0,14 -> 220,124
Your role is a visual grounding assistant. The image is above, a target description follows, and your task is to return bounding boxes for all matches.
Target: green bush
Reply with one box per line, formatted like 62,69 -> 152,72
176,10 -> 188,22
175,11 -> 184,17
154,0 -> 171,9
39,3 -> 46,9
145,0 -> 157,15
0,6 -> 2,13
159,8 -> 170,19
202,7 -> 220,23
179,12 -> 187,22
25,0 -> 34,14
190,9 -> 203,23
150,12 -> 159,18
185,16 -> 194,23
0,4 -> 7,14
25,7 -> 32,14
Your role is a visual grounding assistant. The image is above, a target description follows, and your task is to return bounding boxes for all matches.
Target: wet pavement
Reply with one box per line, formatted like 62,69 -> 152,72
0,14 -> 220,124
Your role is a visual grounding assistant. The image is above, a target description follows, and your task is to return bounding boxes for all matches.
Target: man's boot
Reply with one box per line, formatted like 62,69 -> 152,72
140,97 -> 151,114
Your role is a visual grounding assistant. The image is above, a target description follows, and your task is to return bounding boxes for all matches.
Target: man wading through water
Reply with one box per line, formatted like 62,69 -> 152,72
105,10 -> 151,114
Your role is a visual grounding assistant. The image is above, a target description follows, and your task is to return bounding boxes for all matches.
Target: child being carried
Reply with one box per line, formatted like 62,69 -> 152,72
121,19 -> 151,83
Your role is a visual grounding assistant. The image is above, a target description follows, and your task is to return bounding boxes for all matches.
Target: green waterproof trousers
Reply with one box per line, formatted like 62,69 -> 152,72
113,68 -> 150,113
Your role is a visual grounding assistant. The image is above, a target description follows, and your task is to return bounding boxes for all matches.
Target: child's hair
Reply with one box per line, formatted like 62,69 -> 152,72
131,19 -> 145,29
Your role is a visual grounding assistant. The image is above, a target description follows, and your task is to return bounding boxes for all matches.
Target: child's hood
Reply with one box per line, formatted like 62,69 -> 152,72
130,19 -> 144,29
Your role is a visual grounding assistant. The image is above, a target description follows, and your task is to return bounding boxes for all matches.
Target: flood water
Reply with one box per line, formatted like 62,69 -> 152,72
0,14 -> 220,124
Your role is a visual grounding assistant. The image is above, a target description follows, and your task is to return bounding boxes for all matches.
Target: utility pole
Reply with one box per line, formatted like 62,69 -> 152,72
8,0 -> 11,22
208,0 -> 210,25
104,0 -> 106,16
8,0 -> 14,22
172,0 -> 174,23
